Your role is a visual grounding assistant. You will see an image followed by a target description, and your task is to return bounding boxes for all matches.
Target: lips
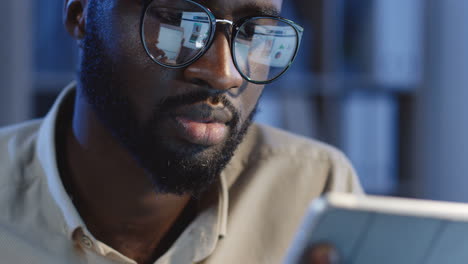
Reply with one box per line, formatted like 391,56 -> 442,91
169,103 -> 234,146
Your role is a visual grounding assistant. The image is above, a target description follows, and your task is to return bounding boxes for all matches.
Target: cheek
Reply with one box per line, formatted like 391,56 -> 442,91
238,84 -> 265,122
99,3 -> 179,122
105,4 -> 148,66
116,69 -> 180,123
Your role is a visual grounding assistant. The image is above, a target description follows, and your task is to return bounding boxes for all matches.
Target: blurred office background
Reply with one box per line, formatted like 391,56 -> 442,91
1,0 -> 468,201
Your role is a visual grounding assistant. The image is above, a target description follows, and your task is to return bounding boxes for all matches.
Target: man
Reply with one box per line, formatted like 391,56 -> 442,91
0,0 -> 362,263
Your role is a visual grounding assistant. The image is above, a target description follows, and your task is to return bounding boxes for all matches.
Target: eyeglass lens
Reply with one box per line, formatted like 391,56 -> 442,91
233,18 -> 298,82
142,0 -> 300,83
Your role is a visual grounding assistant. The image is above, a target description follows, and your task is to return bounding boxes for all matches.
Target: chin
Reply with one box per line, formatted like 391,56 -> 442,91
115,119 -> 235,195
130,138 -> 232,196
161,134 -> 229,158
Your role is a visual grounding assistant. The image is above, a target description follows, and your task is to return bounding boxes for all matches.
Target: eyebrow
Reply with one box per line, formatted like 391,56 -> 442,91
235,3 -> 281,17
196,1 -> 281,17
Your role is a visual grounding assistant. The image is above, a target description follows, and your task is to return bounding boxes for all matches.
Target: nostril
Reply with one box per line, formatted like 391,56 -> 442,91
210,96 -> 220,105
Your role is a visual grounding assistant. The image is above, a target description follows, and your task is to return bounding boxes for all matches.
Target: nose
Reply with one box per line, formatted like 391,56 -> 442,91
183,32 -> 244,91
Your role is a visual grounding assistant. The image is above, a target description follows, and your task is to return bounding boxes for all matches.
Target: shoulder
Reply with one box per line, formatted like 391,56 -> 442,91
218,124 -> 363,262
248,123 -> 351,166
0,119 -> 42,140
0,119 -> 42,188
232,123 -> 363,194
0,119 -> 42,159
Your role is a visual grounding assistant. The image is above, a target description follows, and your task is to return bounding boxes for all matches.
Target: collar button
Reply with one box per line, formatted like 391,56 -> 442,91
81,235 -> 93,249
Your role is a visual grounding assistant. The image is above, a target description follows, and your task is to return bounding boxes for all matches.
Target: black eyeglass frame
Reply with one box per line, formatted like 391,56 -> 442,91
140,0 -> 304,84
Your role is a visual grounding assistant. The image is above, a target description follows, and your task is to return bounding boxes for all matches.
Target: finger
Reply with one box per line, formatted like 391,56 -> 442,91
302,243 -> 341,264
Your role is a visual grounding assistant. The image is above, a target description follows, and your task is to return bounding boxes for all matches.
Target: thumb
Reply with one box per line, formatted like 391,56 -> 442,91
301,243 -> 341,264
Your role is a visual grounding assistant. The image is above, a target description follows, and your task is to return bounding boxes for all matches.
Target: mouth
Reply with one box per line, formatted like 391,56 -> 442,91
169,103 -> 234,146
174,117 -> 228,146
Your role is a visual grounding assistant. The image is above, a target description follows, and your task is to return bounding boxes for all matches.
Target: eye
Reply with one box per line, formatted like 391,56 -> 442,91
237,23 -> 256,40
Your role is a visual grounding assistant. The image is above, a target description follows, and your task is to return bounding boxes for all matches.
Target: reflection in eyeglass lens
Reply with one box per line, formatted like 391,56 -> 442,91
157,24 -> 184,63
234,20 -> 298,82
181,12 -> 210,49
249,24 -> 297,68
152,11 -> 210,65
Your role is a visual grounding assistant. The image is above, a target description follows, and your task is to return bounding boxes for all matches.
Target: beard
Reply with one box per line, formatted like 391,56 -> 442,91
78,3 -> 257,196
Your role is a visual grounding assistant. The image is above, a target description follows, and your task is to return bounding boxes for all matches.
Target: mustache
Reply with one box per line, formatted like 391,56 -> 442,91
157,91 -> 238,118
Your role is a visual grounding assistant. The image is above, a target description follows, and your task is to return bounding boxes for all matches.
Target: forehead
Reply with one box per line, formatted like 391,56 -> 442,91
195,0 -> 283,17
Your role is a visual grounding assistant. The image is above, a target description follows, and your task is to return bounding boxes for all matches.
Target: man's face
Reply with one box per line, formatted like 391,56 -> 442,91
78,0 -> 283,195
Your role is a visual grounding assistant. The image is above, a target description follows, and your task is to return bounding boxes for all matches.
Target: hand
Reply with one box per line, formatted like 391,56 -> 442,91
301,243 -> 341,264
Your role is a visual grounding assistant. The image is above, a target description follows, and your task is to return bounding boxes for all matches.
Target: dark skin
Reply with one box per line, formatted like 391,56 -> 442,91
63,0 -> 278,263
63,0 -> 337,263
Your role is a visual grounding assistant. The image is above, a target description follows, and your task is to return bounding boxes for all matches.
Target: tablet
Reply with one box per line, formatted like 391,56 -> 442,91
284,193 -> 468,264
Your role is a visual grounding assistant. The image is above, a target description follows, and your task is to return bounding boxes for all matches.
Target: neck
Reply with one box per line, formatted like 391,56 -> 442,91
57,92 -> 195,263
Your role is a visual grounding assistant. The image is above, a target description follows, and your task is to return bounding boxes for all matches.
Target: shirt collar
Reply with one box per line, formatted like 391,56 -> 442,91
36,82 -> 86,238
35,82 -> 232,262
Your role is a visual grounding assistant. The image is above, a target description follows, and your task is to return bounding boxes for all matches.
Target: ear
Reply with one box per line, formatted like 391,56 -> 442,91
64,0 -> 87,39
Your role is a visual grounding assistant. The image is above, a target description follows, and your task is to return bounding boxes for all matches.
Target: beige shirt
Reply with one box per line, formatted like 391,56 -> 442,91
0,84 -> 362,264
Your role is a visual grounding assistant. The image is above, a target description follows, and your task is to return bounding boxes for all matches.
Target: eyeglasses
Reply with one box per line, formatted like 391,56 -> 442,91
140,0 -> 304,84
